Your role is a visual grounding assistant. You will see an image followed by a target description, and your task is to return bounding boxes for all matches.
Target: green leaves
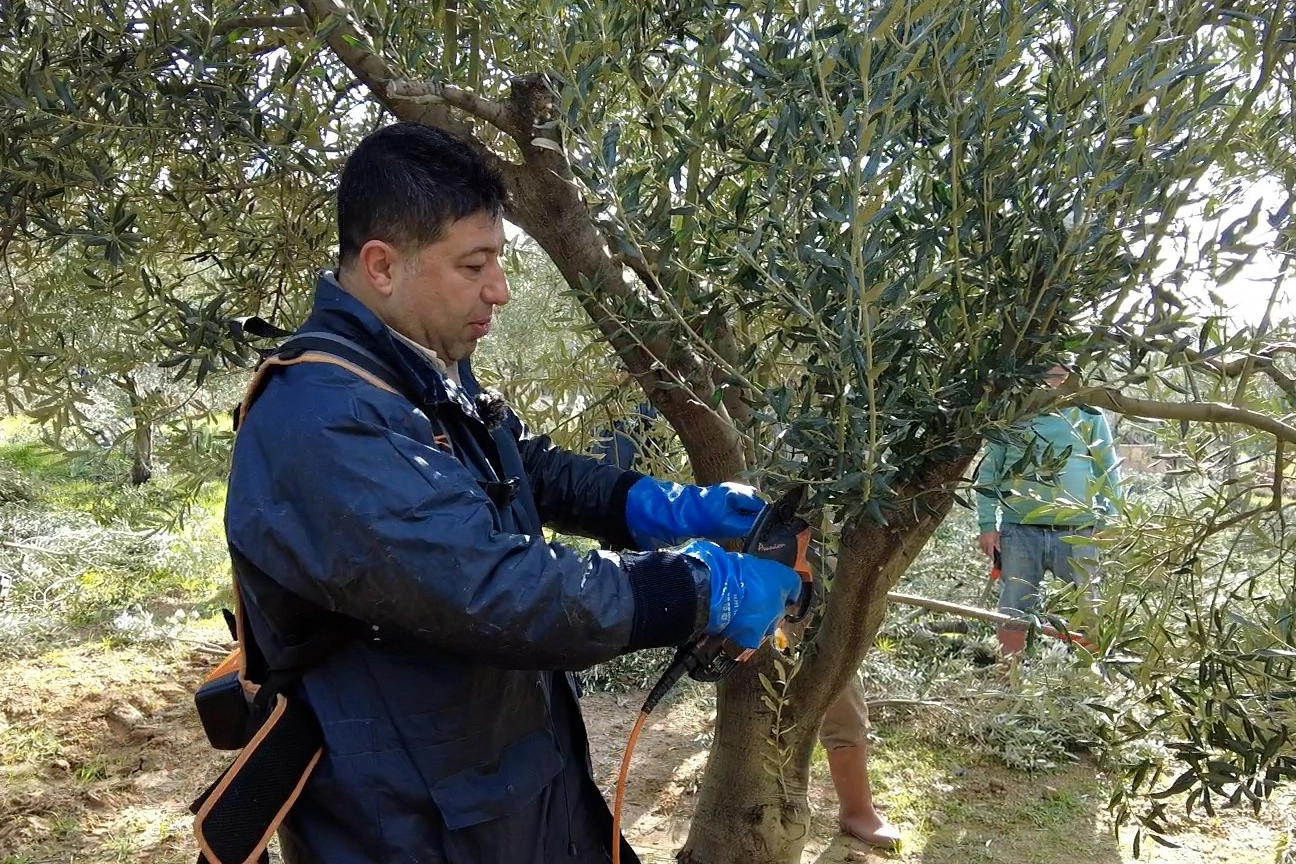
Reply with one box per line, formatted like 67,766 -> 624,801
0,1 -> 359,492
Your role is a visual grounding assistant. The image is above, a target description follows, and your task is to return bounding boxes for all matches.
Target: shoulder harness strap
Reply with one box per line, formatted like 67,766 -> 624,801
235,332 -> 404,430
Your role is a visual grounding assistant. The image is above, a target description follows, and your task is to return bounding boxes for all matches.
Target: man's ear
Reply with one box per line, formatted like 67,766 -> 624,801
356,240 -> 402,297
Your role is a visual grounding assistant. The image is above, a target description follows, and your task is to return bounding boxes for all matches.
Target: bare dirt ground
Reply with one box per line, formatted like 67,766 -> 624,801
2,633 -> 1292,864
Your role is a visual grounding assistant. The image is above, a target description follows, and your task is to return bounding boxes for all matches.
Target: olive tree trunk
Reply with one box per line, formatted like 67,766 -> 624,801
119,374 -> 153,486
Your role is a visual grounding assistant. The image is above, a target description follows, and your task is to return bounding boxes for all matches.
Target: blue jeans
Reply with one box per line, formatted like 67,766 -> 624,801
997,522 -> 1099,618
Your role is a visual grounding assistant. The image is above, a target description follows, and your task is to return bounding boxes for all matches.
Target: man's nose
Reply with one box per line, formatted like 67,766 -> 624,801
485,265 -> 510,307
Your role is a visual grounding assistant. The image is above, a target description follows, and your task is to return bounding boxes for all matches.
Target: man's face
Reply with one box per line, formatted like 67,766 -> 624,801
1043,364 -> 1070,389
386,211 -> 509,362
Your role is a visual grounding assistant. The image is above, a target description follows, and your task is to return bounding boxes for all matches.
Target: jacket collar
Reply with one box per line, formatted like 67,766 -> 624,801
304,272 -> 483,410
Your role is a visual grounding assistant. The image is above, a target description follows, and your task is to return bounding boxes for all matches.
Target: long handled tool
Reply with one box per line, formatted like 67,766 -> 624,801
611,484 -> 816,864
886,591 -> 1092,648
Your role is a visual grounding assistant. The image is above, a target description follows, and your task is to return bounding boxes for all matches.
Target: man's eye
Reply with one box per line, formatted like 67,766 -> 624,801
464,263 -> 485,273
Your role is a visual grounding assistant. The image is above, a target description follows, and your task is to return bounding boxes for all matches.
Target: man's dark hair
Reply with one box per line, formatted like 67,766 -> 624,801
337,123 -> 508,267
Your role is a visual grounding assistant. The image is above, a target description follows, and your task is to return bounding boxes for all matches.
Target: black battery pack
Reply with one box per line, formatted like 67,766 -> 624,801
195,670 -> 253,751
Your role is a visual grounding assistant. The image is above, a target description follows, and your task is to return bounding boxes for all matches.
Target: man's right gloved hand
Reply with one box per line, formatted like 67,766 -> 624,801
680,540 -> 802,650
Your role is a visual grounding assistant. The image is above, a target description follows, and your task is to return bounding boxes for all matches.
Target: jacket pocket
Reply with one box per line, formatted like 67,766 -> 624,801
428,728 -> 564,830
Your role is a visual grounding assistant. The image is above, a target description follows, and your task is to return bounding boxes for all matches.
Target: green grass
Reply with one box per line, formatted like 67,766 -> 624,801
857,724 -> 970,842
0,428 -> 134,506
1026,787 -> 1085,827
0,417 -> 231,657
0,438 -> 65,475
74,754 -> 112,786
49,813 -> 80,841
801,716 -> 1118,861
0,725 -> 63,765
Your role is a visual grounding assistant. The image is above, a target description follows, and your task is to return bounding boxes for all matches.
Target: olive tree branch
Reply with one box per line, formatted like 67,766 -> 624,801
387,80 -> 519,138
1075,387 -> 1296,445
300,0 -> 478,142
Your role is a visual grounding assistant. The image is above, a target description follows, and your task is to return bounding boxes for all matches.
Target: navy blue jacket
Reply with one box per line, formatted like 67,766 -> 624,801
225,275 -> 708,864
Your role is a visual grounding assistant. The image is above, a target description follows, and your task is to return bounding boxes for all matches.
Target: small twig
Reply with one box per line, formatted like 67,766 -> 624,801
1146,338 -> 1296,404
178,636 -> 233,647
864,698 -> 951,712
0,539 -> 73,556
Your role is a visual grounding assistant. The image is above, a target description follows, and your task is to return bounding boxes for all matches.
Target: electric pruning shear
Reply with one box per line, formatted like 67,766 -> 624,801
612,483 -> 820,864
635,483 -> 817,712
673,483 -> 816,680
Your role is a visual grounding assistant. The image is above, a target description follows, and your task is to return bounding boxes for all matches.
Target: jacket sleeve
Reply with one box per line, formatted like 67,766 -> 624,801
227,406 -> 703,671
974,440 -> 1007,532
506,411 -> 646,549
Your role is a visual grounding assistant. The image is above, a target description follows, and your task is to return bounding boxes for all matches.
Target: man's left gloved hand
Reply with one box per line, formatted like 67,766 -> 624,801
625,478 -> 765,550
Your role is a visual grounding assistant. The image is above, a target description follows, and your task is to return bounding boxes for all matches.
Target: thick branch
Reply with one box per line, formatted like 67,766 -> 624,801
388,79 -> 518,137
299,0 -> 741,483
1077,387 -> 1296,445
787,456 -> 972,727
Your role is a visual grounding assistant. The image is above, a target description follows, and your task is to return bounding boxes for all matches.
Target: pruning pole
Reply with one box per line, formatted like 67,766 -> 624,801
885,591 -> 1084,644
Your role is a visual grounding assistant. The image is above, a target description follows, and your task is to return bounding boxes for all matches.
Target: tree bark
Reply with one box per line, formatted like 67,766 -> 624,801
130,415 -> 153,485
122,375 -> 153,486
678,676 -> 816,864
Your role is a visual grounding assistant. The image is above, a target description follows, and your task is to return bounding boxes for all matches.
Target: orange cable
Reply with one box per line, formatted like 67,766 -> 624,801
612,710 -> 649,864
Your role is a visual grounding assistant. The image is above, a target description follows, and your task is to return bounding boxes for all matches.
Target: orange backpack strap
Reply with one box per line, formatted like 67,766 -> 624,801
222,332 -> 414,693
237,351 -> 403,428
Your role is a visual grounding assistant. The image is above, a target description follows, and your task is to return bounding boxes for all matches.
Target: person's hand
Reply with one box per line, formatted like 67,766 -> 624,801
978,530 -> 1000,559
680,540 -> 801,650
625,478 -> 765,549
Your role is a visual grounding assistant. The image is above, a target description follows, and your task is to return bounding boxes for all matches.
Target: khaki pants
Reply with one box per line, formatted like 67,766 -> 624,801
783,619 -> 869,751
820,671 -> 870,750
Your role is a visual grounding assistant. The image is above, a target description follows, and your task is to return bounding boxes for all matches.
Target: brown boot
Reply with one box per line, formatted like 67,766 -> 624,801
826,743 -> 901,849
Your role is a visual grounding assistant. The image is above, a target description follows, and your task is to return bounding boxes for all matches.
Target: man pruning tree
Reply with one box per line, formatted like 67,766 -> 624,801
213,122 -> 802,864
975,362 -> 1124,655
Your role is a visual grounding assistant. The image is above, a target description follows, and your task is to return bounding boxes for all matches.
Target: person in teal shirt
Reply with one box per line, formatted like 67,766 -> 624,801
975,363 -> 1124,654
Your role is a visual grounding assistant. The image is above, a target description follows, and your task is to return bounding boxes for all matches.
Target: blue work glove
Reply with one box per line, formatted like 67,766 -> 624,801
680,540 -> 802,650
625,478 -> 765,549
